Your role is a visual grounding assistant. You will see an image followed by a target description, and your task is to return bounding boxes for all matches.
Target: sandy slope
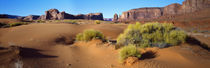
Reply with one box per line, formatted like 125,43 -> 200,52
0,23 -> 210,68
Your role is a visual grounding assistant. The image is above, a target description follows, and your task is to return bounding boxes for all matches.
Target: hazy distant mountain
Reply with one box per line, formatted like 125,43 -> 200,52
0,14 -> 23,19
104,18 -> 113,21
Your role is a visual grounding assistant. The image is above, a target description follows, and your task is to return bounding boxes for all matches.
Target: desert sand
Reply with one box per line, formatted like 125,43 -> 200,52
0,23 -> 209,68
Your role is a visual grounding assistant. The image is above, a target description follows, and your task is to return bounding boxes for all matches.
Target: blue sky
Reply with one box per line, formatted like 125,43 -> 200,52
0,0 -> 184,18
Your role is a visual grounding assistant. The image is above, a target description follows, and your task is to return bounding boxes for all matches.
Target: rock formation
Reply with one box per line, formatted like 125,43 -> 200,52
113,13 -> 118,22
181,0 -> 210,13
85,13 -> 104,20
45,9 -> 60,20
74,14 -> 86,19
116,0 -> 210,21
38,9 -> 104,20
57,11 -> 75,20
23,15 -> 40,21
119,8 -> 163,21
163,3 -> 182,15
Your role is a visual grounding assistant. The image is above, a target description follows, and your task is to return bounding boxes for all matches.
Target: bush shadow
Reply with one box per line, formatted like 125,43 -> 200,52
186,36 -> 209,51
140,51 -> 157,60
55,36 -> 75,45
19,47 -> 58,58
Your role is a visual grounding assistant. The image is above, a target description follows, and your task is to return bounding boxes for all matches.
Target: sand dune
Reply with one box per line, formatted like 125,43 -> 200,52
0,23 -> 210,68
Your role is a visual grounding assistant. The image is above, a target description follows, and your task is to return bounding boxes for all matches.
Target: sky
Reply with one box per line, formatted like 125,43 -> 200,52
0,0 -> 184,18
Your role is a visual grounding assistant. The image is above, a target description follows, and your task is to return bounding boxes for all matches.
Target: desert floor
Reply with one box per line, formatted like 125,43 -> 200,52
0,23 -> 210,68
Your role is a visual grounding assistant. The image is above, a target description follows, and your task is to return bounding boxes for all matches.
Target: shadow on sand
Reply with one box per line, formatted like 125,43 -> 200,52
186,36 -> 210,51
140,51 -> 157,60
19,47 -> 58,58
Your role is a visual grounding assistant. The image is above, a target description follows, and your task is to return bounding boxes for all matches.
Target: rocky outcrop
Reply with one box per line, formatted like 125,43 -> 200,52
116,0 -> 210,21
23,15 -> 40,21
74,14 -> 86,19
45,9 -> 59,20
164,3 -> 182,15
181,0 -> 210,13
39,9 -> 104,20
85,13 -> 103,20
57,11 -> 75,20
38,15 -> 46,20
119,8 -> 163,21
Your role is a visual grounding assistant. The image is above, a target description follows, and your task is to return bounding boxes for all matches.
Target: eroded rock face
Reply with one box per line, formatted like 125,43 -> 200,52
23,15 -> 40,21
117,0 -> 210,21
38,15 -> 46,20
164,3 -> 182,15
85,13 -> 104,20
45,9 -> 59,20
38,9 -> 104,20
181,0 -> 210,13
57,11 -> 75,20
74,14 -> 85,19
119,8 -> 163,21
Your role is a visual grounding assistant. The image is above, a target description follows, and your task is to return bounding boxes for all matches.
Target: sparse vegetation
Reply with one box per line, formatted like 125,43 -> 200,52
76,29 -> 104,41
94,20 -> 101,24
119,45 -> 141,62
0,22 -> 7,28
8,22 -> 29,27
63,20 -> 77,24
117,22 -> 187,48
35,20 -> 45,23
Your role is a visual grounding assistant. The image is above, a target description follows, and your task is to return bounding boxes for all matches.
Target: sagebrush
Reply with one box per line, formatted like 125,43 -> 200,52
76,29 -> 104,41
94,20 -> 101,24
117,22 -> 187,48
119,45 -> 141,62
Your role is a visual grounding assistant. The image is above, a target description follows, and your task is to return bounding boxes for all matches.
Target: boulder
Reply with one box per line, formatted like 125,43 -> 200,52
23,15 -> 40,21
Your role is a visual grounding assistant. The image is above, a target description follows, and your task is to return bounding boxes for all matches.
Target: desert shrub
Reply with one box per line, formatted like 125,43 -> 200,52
76,29 -> 104,41
0,22 -> 7,28
94,20 -> 101,24
63,20 -> 77,24
36,20 -> 45,23
117,22 -> 187,48
8,22 -> 29,27
119,45 -> 141,62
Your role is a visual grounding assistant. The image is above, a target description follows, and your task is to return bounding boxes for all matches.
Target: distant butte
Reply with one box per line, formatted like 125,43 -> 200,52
114,0 -> 210,22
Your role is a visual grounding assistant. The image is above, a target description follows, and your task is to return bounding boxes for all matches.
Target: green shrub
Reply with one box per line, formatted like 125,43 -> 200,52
9,22 -> 29,27
76,29 -> 104,41
63,20 -> 77,24
0,22 -> 7,28
94,20 -> 101,24
36,20 -> 45,23
117,22 -> 187,48
119,45 -> 141,62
